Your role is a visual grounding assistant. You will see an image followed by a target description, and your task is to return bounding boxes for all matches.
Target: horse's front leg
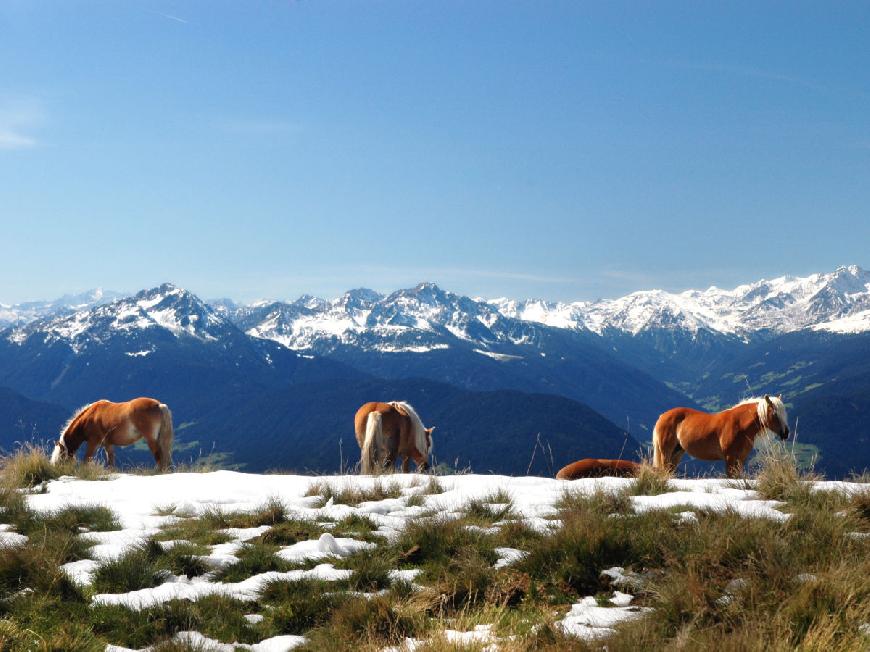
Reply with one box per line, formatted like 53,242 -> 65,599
402,457 -> 410,473
410,450 -> 429,473
83,441 -> 99,464
725,456 -> 743,479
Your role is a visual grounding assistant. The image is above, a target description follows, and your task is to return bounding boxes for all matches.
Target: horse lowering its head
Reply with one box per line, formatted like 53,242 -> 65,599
555,458 -> 640,480
652,394 -> 790,478
354,401 -> 434,474
51,397 -> 174,471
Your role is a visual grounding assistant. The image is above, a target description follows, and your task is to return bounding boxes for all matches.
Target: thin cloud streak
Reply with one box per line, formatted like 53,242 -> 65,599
0,97 -> 44,150
152,11 -> 188,24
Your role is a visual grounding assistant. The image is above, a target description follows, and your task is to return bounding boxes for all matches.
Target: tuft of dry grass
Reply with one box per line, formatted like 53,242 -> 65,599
753,441 -> 820,502
305,478 -> 404,506
627,459 -> 673,496
0,444 -> 109,489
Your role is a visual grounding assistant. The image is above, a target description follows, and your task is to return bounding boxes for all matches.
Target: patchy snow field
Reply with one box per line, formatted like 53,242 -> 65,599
6,470 -> 863,651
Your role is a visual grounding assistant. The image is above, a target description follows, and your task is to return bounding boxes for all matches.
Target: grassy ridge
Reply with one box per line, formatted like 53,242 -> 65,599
1,447 -> 869,651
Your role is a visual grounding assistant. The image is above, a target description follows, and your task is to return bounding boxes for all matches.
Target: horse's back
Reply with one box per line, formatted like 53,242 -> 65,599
126,397 -> 163,412
556,458 -> 640,480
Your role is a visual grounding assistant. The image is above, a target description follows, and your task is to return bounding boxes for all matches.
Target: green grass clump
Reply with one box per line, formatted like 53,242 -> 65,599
92,541 -> 168,594
213,541 -> 301,583
153,514 -> 232,547
330,514 -> 379,541
391,517 -> 498,580
220,498 -> 287,528
336,548 -> 395,593
255,518 -> 324,546
92,595 -> 260,649
23,504 -> 120,536
460,490 -> 515,525
258,579 -> 344,634
554,487 -> 632,516
303,594 -> 426,650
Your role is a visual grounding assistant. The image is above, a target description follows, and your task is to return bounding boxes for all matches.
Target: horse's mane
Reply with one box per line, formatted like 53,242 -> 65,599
390,401 -> 431,455
736,396 -> 789,434
59,402 -> 96,442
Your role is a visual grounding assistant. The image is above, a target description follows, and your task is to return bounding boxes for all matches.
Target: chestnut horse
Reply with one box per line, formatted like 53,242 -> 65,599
51,397 -> 174,470
556,458 -> 640,480
652,395 -> 790,478
354,401 -> 434,474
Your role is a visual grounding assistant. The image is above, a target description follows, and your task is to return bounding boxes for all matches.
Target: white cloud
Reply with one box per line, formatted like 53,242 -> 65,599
0,97 -> 44,150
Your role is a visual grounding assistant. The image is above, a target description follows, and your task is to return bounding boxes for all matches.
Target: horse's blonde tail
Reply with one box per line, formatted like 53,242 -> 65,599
157,404 -> 174,471
652,423 -> 664,469
361,411 -> 384,475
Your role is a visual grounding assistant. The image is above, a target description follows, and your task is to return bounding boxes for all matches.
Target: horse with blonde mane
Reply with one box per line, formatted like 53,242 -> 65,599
51,397 -> 174,470
354,401 -> 434,474
652,394 -> 790,478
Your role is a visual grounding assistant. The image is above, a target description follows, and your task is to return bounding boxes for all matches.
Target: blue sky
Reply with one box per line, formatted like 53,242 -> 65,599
1,1 -> 868,303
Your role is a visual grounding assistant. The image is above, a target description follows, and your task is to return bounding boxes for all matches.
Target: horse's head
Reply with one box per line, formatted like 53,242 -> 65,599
764,395 -> 790,440
52,405 -> 90,464
414,427 -> 435,472
50,438 -> 71,465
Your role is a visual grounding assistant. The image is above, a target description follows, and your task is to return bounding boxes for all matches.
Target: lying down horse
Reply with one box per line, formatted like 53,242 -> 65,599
51,397 -> 174,470
556,458 -> 640,480
653,394 -> 790,478
354,401 -> 434,473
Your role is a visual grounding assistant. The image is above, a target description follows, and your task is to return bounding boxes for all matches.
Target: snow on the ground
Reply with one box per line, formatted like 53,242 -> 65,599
385,624 -> 506,652
62,558 -> 101,586
493,546 -> 528,569
276,532 -> 375,563
7,469 -> 866,649
21,471 -> 797,570
557,595 -> 652,639
92,562 -> 351,610
0,523 -> 27,546
105,631 -> 307,652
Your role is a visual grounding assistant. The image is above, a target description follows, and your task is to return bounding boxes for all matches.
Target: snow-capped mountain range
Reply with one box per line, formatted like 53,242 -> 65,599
2,266 -> 869,356
6,284 -> 232,354
0,288 -> 123,329
492,265 -> 870,338
233,265 -> 870,352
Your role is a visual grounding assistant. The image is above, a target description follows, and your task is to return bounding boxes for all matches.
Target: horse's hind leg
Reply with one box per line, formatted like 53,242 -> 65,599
142,433 -> 163,469
104,444 -> 116,468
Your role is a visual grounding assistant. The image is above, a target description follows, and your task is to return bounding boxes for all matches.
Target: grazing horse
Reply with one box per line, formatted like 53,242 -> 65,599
51,397 -> 174,470
354,401 -> 434,474
652,395 -> 790,478
555,458 -> 641,480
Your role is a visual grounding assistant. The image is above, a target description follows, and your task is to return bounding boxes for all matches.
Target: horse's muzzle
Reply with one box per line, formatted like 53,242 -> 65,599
780,428 -> 789,441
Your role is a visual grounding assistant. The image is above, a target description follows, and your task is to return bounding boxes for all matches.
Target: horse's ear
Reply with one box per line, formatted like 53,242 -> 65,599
764,394 -> 771,403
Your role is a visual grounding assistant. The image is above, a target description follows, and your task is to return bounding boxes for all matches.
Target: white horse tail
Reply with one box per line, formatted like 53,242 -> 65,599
361,411 -> 384,475
157,404 -> 174,471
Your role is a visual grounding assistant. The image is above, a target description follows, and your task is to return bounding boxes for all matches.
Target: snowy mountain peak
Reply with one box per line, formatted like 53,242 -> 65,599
6,284 -> 232,353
